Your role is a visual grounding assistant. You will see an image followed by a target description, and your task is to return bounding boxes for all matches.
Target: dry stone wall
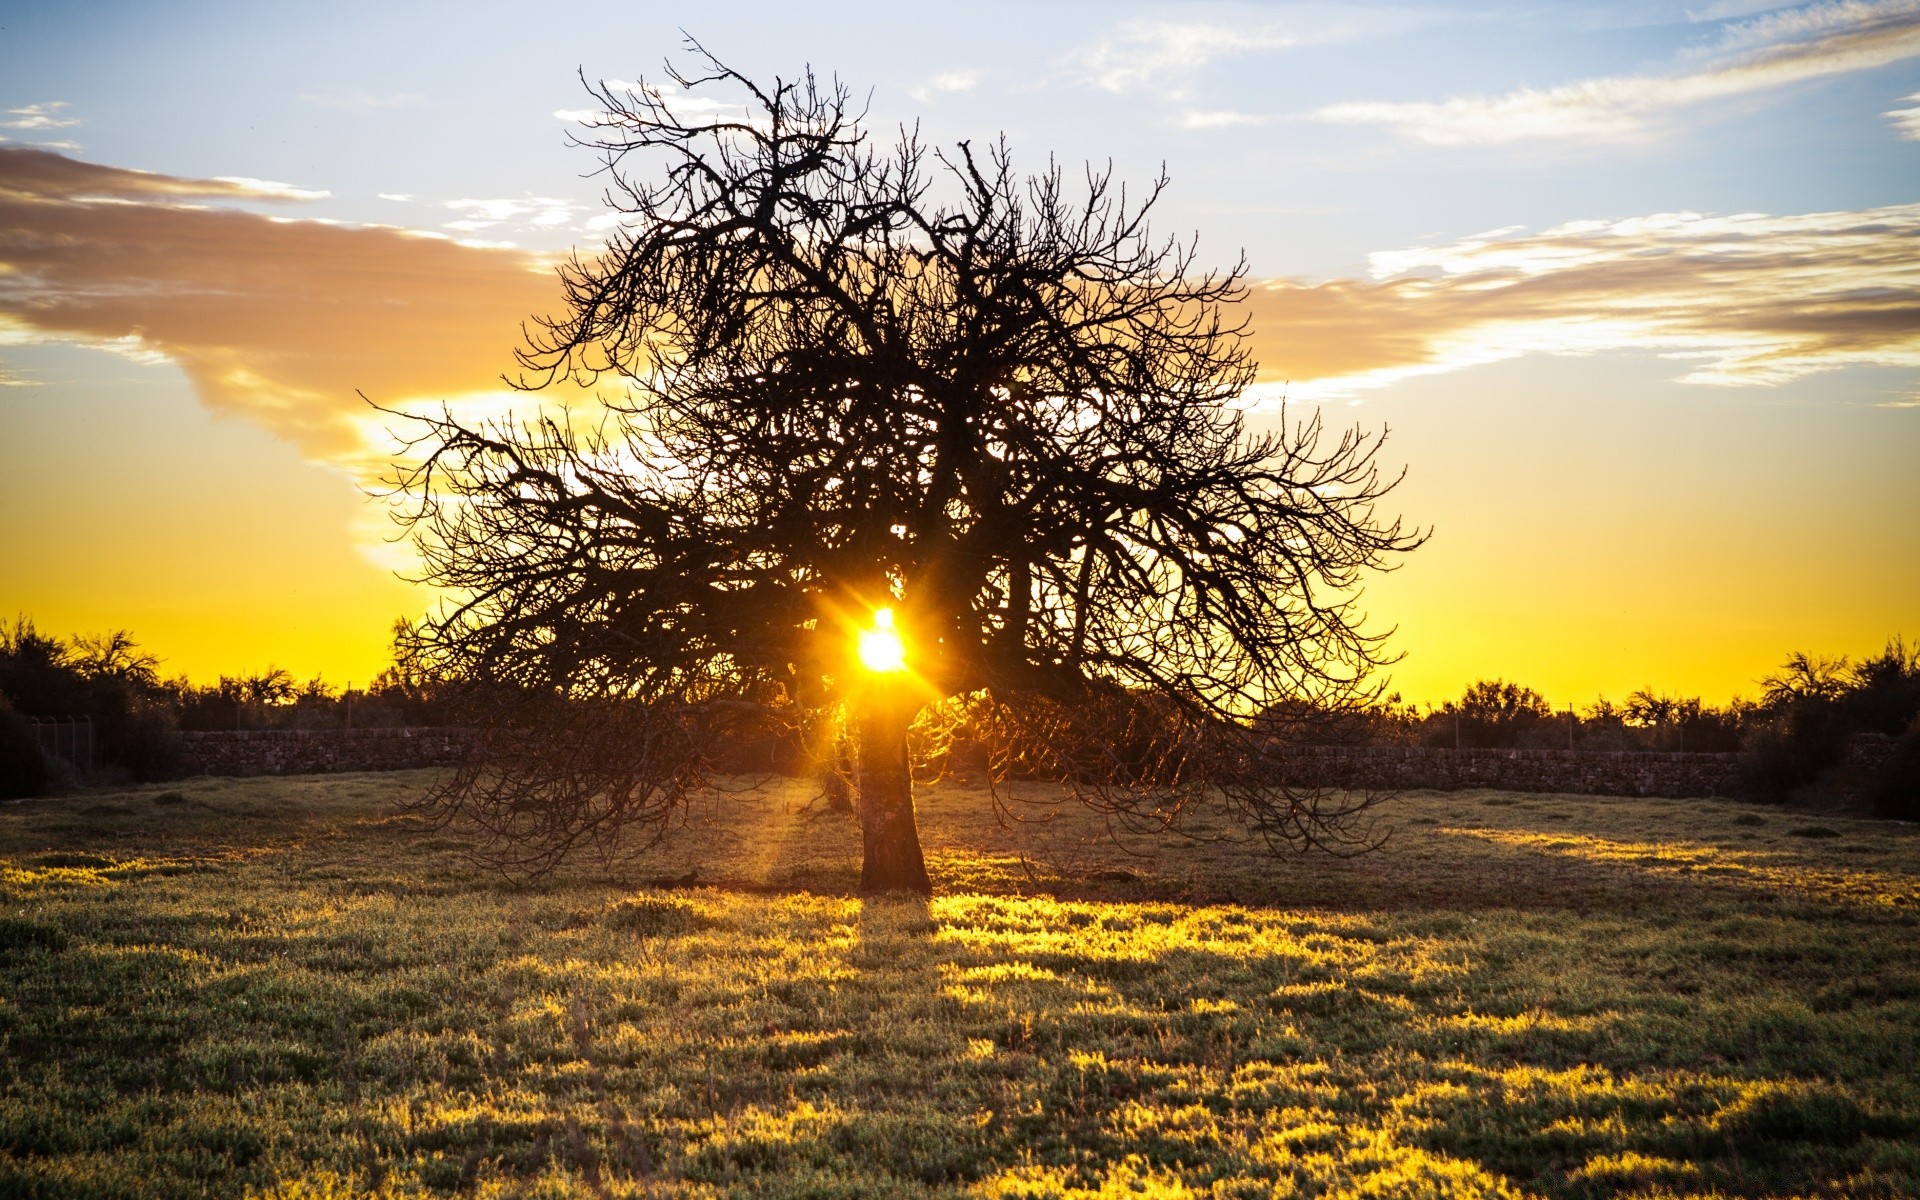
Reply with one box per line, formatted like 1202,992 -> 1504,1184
177,726 -> 1746,798
178,728 -> 474,777
1275,745 -> 1742,797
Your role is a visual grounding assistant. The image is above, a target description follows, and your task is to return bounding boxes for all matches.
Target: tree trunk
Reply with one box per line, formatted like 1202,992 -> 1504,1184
855,697 -> 931,895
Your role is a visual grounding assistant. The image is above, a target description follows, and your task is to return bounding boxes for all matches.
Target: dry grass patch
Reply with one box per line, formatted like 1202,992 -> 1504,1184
1,775 -> 1916,1197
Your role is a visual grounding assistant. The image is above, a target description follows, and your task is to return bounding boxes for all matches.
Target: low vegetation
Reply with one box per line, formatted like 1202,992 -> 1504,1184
3,773 -> 1917,1197
6,616 -> 1915,816
0,617 -> 450,798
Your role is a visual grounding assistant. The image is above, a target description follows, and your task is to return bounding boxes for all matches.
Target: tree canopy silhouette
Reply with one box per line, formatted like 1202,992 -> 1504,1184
390,48 -> 1422,891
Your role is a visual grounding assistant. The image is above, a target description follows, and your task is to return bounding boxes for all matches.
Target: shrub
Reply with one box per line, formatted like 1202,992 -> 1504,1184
1423,680 -> 1553,749
105,697 -> 184,782
1865,720 -> 1920,821
0,693 -> 49,800
605,895 -> 711,937
1739,704 -> 1848,803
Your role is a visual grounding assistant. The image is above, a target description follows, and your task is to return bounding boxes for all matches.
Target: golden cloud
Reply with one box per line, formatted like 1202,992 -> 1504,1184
0,146 -> 564,464
1245,203 -> 1920,401
5,146 -> 1914,479
1315,0 -> 1920,144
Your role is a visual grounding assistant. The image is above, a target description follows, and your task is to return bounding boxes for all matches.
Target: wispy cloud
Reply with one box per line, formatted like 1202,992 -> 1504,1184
576,80 -> 762,127
1886,89 -> 1920,135
0,153 -> 331,205
4,138 -> 84,153
298,90 -> 422,114
1316,0 -> 1920,144
1688,1 -> 1806,18
442,196 -> 582,236
1178,109 -> 1282,130
1243,203 -> 1920,402
2,102 -> 82,131
212,176 -> 332,201
1063,20 -> 1296,98
909,69 -> 982,104
0,147 -> 563,472
0,357 -> 41,387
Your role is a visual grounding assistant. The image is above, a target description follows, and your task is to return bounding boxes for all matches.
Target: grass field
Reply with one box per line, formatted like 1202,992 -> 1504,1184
2,773 -> 1917,1199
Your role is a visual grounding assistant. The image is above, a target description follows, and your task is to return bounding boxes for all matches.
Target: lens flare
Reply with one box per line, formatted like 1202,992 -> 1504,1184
857,607 -> 908,673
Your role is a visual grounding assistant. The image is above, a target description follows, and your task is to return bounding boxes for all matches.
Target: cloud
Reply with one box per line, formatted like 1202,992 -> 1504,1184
1064,20 -> 1296,97
4,139 -> 84,153
298,90 -> 422,114
909,69 -> 982,104
7,149 -> 1907,513
1242,203 -> 1920,402
1178,109 -> 1282,130
1688,0 -> 1806,17
580,81 -> 763,127
0,146 -> 566,473
443,196 -> 581,233
1886,89 -> 1920,135
1316,0 -> 1920,144
2,102 -> 82,131
0,357 -> 41,386
212,176 -> 333,201
0,151 -> 329,205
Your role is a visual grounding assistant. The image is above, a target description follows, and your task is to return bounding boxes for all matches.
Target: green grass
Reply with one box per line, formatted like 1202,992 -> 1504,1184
2,773 -> 1917,1198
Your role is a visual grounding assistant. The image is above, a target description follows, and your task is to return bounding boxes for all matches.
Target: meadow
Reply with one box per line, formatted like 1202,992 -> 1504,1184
2,772 -> 1917,1198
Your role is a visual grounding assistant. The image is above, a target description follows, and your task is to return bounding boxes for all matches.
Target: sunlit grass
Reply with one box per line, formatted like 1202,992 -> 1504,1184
2,775 -> 1916,1197
1447,826 -> 1920,909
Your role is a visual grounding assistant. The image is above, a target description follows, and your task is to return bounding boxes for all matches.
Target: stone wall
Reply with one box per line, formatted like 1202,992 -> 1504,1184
177,728 -> 474,777
176,725 -> 1748,798
1273,745 -> 1743,798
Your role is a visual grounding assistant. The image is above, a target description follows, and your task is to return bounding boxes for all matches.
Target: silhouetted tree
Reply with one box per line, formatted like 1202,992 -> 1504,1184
0,619 -> 180,783
1760,651 -> 1851,708
1425,679 -> 1551,749
70,630 -> 161,690
1839,637 -> 1920,736
390,49 -> 1421,890
1743,638 -> 1920,803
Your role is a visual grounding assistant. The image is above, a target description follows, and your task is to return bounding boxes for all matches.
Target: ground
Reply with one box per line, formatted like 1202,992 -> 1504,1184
2,773 -> 1917,1199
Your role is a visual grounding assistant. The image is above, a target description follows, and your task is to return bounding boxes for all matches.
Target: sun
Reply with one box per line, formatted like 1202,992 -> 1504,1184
857,607 -> 908,673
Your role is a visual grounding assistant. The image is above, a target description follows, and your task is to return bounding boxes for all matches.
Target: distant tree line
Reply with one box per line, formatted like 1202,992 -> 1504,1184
2,615 -> 1912,817
0,617 -> 454,797
1276,638 -> 1918,817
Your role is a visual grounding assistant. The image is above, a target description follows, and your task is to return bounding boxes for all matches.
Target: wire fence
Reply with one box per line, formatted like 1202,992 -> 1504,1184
28,716 -> 95,773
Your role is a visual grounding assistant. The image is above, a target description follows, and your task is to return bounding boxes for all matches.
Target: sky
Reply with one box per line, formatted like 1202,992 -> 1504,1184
1,0 -> 1916,707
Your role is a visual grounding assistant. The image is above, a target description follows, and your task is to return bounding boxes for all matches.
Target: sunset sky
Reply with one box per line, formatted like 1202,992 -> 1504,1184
2,0 -> 1915,708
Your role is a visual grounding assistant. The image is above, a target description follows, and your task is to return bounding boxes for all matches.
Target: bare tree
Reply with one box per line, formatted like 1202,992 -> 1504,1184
389,47 -> 1422,892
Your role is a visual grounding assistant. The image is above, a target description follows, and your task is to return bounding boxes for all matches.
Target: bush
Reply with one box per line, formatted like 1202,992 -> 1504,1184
1422,680 -> 1554,749
1739,705 -> 1848,804
605,896 -> 711,937
1865,720 -> 1920,821
106,698 -> 184,782
0,694 -> 48,800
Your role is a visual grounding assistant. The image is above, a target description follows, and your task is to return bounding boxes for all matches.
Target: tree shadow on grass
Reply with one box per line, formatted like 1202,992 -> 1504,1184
6,775 -> 1919,1196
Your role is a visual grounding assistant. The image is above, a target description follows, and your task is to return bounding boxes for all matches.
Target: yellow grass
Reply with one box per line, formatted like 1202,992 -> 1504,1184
2,774 -> 1916,1197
